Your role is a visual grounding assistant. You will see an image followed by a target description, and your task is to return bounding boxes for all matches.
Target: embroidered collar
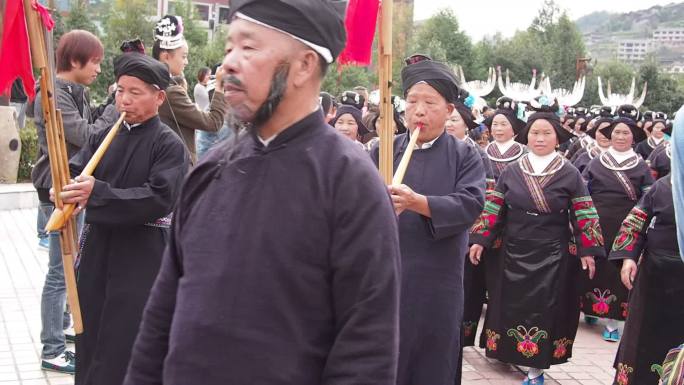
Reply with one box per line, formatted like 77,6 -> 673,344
647,136 -> 665,148
599,151 -> 640,171
486,141 -> 524,162
519,153 -> 565,176
580,136 -> 595,149
588,145 -> 605,160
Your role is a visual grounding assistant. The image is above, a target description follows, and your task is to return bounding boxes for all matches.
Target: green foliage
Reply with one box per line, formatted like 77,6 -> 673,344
89,0 -> 155,103
638,59 -> 684,114
410,9 -> 473,74
578,59 -> 684,114
172,0 -> 217,92
322,64 -> 378,98
51,9 -> 66,43
81,0 -> 226,101
18,121 -> 38,182
65,0 -> 98,35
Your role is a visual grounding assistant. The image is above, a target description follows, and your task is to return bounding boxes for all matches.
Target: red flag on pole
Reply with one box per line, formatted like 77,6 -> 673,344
0,0 -> 35,100
337,0 -> 380,66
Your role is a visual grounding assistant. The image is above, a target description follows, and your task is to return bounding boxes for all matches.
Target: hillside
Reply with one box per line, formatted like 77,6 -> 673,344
576,2 -> 684,38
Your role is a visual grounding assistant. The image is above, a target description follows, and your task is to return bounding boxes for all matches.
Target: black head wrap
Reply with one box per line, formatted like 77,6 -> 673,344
517,112 -> 573,145
319,92 -> 333,115
453,102 -> 479,130
229,0 -> 346,63
587,117 -> 614,139
339,90 -> 365,110
483,97 -> 525,134
616,104 -> 642,122
651,119 -> 671,135
332,105 -> 369,137
401,59 -> 459,104
642,111 -> 655,122
576,116 -> 591,132
599,117 -> 647,143
489,109 -> 526,135
114,53 -> 170,90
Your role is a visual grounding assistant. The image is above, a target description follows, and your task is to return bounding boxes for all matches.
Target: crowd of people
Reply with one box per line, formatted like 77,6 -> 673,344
7,0 -> 684,384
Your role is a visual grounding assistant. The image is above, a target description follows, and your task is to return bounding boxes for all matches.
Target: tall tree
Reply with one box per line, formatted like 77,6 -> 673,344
546,13 -> 586,89
89,0 -> 155,101
410,9 -> 473,74
65,0 -> 98,35
638,58 -> 684,115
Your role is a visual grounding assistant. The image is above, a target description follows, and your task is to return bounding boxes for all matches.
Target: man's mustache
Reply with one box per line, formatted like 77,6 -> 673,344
225,76 -> 244,89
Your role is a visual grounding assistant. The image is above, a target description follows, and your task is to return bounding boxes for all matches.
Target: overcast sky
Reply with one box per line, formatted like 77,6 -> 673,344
413,0 -> 677,41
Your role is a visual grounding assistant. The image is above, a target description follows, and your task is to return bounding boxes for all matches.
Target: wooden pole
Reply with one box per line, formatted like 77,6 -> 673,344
23,0 -> 83,334
378,0 -> 394,184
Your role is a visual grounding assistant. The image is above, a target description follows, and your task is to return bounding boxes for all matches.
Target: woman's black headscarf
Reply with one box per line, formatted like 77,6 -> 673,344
453,102 -> 479,130
517,97 -> 573,145
331,105 -> 369,137
598,117 -> 647,144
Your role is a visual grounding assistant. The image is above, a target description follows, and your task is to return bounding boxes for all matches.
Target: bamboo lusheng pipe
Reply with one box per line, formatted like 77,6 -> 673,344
45,112 -> 126,232
23,0 -> 83,333
377,0 -> 394,184
391,124 -> 421,185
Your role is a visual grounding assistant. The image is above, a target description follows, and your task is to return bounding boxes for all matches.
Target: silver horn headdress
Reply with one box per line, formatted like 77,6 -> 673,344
597,76 -> 647,108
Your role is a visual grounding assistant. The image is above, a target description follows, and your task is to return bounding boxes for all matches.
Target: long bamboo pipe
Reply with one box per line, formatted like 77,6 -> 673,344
378,0 -> 394,184
45,112 -> 126,231
391,124 -> 421,185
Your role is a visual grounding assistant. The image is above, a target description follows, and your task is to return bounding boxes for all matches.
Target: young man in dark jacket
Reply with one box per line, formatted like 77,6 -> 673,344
31,29 -> 119,374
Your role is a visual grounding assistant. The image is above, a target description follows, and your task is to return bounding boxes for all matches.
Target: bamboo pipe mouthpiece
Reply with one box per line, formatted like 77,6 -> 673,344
392,124 -> 422,186
44,113 -> 127,232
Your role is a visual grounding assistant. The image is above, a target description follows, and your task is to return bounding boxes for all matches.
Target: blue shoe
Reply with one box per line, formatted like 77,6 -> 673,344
41,350 -> 75,374
602,327 -> 620,342
584,315 -> 599,325
522,373 -> 544,385
38,237 -> 49,251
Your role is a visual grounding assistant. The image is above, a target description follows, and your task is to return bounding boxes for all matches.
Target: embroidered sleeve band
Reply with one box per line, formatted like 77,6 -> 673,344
612,206 -> 648,252
572,196 -> 604,249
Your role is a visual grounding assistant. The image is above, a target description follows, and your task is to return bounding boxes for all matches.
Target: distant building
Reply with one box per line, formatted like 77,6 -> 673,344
653,28 -> 684,46
617,39 -> 654,62
663,61 -> 684,73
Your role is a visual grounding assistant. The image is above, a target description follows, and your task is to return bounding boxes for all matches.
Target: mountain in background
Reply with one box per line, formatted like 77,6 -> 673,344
576,2 -> 684,38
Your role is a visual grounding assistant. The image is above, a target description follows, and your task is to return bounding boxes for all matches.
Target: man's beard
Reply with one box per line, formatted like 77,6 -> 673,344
226,62 -> 290,133
252,62 -> 289,128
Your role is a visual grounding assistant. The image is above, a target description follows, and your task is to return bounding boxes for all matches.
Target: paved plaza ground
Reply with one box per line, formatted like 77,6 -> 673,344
0,208 -> 619,385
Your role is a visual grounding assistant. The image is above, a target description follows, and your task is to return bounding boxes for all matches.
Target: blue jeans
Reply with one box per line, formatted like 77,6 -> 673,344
196,122 -> 234,160
39,202 -> 83,358
37,204 -> 48,241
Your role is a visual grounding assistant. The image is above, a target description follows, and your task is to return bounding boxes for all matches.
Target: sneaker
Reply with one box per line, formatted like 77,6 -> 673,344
41,350 -> 75,374
64,327 -> 76,343
38,238 -> 49,251
584,315 -> 599,325
523,373 -> 544,385
602,327 -> 620,342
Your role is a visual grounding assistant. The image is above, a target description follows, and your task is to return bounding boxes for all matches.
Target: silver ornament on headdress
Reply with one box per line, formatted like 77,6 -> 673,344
598,77 -> 647,108
154,15 -> 185,50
